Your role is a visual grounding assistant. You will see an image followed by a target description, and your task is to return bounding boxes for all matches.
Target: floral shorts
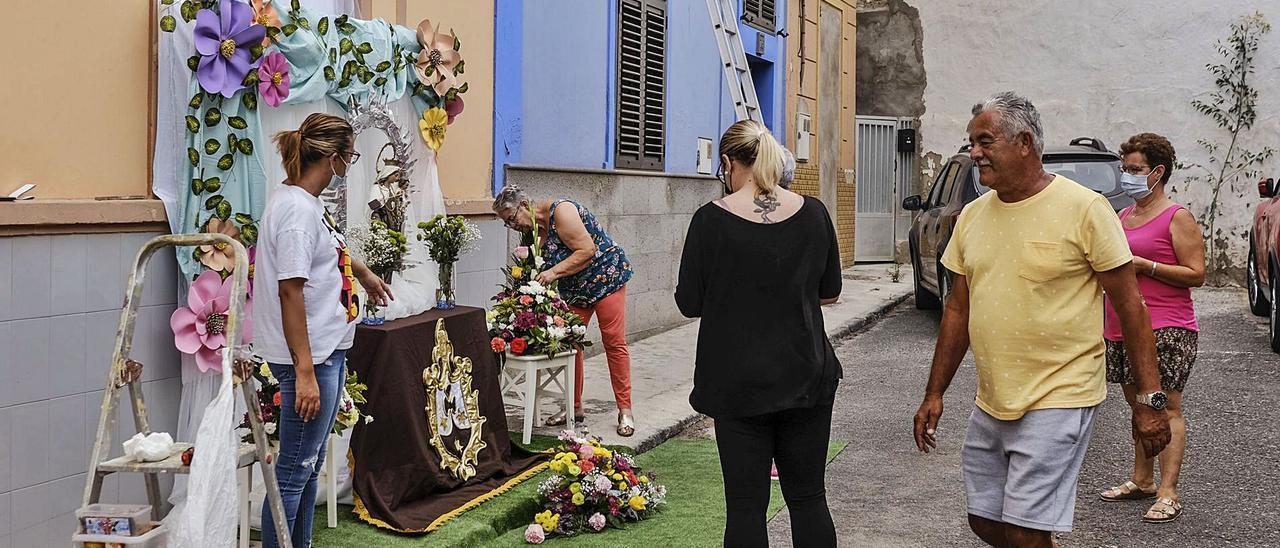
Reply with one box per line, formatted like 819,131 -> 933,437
1104,327 -> 1198,392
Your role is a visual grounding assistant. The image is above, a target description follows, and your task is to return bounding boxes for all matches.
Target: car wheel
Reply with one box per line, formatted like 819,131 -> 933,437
1271,264 -> 1280,354
1248,240 -> 1268,316
913,244 -> 940,310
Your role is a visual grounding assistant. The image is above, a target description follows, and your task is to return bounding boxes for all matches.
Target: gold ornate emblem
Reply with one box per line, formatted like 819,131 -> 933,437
422,319 -> 488,481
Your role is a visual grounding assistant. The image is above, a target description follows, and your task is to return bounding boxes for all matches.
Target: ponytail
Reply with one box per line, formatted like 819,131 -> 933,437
273,113 -> 354,183
718,120 -> 785,194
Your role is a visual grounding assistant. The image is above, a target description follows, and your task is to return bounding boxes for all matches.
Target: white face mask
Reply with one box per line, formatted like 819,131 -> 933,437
1119,170 -> 1154,200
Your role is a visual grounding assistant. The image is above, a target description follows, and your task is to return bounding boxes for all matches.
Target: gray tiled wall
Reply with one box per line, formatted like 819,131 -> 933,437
0,233 -> 181,547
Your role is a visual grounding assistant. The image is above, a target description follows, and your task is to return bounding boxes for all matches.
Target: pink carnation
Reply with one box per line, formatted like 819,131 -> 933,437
514,246 -> 531,260
594,475 -> 613,493
524,524 -> 545,544
578,445 -> 595,461
588,512 -> 606,531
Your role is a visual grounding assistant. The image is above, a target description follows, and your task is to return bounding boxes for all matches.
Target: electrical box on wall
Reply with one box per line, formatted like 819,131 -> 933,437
795,113 -> 812,162
897,128 -> 917,153
696,138 -> 715,175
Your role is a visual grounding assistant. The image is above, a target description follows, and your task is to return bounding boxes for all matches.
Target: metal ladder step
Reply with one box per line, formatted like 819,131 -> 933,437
705,0 -> 763,123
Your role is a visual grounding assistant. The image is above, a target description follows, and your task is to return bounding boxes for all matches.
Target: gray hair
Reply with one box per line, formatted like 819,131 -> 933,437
971,91 -> 1044,155
492,184 -> 530,213
779,148 -> 796,189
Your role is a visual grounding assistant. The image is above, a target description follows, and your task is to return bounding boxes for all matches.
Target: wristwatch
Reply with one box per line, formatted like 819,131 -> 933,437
1137,391 -> 1168,410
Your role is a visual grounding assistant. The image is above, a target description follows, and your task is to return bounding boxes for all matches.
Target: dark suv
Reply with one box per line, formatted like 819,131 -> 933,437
902,138 -> 1133,309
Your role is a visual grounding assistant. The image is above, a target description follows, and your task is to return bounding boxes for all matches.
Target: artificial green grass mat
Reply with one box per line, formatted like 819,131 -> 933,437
312,436 -> 847,547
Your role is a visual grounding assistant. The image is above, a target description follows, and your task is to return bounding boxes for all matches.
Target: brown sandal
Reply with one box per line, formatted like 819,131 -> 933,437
1100,481 -> 1157,501
1143,497 -> 1182,523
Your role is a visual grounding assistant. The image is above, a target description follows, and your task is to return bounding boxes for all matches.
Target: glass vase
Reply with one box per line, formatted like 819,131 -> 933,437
362,300 -> 385,326
436,261 -> 457,309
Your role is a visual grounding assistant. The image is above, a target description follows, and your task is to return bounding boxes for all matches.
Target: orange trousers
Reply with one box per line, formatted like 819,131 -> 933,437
570,286 -> 632,411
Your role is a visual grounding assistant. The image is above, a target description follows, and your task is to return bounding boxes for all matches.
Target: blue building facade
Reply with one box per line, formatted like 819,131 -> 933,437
490,0 -> 789,337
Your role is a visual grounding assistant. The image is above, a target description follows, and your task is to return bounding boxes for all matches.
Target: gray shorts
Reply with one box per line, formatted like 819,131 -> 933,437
962,406 -> 1097,533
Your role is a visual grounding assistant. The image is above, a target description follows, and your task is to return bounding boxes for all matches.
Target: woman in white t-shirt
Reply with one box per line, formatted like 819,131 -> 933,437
253,112 -> 392,548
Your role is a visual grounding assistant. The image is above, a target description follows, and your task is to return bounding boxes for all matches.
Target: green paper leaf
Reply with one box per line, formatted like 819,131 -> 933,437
340,38 -> 353,55
356,42 -> 373,54
339,77 -> 351,88
282,24 -> 298,36
353,50 -> 365,65
204,108 -> 222,127
234,213 -> 254,225
205,195 -> 225,210
240,224 -> 259,245
203,138 -> 221,155
339,23 -> 357,35
187,55 -> 200,71
342,60 -> 357,78
188,147 -> 199,166
217,153 -> 235,170
267,26 -> 282,38
297,17 -> 310,30
329,48 -> 338,64
250,44 -> 265,61
335,14 -> 348,26
215,201 -> 232,220
227,134 -> 239,151
445,88 -> 458,102
458,82 -> 469,93
359,68 -> 373,83
237,139 -> 254,155
185,115 -> 200,134
454,35 -> 461,51
228,116 -> 248,130
323,66 -> 336,81
318,16 -> 330,35
242,93 -> 257,111
455,60 -> 465,75
161,0 -> 174,5
374,76 -> 387,87
180,1 -> 198,22
375,60 -> 391,72
290,0 -> 300,11
160,15 -> 177,33
191,178 -> 205,195
203,177 -> 222,192
188,92 -> 204,109
241,70 -> 258,86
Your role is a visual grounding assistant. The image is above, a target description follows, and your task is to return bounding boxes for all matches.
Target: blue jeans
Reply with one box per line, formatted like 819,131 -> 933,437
261,350 -> 345,548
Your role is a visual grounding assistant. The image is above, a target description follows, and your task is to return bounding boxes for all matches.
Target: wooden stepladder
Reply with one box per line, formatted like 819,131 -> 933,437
81,233 -> 293,548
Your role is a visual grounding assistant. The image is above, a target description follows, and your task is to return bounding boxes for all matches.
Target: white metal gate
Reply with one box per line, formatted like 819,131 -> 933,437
854,116 -> 915,262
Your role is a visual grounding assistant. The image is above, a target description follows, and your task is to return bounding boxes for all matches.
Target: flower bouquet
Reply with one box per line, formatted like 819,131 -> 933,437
239,362 -> 373,445
487,243 -> 590,360
346,220 -> 409,324
417,214 -> 481,309
522,431 -> 667,543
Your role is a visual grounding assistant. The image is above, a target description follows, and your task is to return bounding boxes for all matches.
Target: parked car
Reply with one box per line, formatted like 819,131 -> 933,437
1247,177 -> 1280,352
902,137 -> 1133,310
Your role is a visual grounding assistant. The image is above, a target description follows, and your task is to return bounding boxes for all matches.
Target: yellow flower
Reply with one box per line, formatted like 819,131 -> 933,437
611,473 -> 623,481
628,495 -> 647,512
569,483 -> 581,494
639,475 -> 650,484
549,461 -> 564,474
618,481 -> 628,491
572,492 -> 585,505
547,289 -> 558,299
418,107 -> 448,150
258,362 -> 272,379
510,266 -> 524,279
535,510 -> 560,532
594,447 -> 612,459
567,464 -> 582,477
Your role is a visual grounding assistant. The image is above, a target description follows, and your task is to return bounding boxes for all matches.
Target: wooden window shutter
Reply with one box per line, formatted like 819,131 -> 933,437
742,0 -> 776,33
616,0 -> 666,170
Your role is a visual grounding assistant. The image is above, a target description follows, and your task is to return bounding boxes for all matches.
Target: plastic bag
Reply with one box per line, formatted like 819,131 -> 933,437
123,432 -> 175,462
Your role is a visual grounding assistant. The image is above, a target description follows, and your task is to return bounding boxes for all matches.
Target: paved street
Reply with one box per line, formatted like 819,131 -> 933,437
767,287 -> 1280,547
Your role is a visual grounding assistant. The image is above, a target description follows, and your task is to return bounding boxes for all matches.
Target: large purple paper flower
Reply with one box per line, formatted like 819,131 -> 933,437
194,0 -> 266,98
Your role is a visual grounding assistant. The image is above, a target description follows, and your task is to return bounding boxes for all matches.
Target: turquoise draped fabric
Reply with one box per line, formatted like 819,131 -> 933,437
175,3 -> 429,279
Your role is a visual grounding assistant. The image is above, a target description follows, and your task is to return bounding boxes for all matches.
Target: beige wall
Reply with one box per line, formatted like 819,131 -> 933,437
785,0 -> 856,170
366,0 -> 495,205
0,3 -> 152,199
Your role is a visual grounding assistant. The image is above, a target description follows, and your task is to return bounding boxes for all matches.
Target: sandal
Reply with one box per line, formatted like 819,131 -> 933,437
1100,481 -> 1158,502
545,409 -> 585,427
1143,497 -> 1182,524
617,411 -> 635,437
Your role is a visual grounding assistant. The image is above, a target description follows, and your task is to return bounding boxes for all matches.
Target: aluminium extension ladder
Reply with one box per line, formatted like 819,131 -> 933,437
705,0 -> 764,123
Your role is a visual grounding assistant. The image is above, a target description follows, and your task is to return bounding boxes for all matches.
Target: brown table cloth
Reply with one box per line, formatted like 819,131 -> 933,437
347,306 -> 548,532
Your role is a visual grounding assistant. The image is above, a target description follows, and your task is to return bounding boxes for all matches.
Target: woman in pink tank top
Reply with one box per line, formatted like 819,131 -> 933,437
1098,134 -> 1206,524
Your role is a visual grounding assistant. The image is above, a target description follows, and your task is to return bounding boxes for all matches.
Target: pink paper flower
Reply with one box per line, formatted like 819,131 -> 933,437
257,51 -> 290,107
413,19 -> 462,96
588,512 -> 606,532
171,270 -> 253,372
523,523 -> 545,544
445,95 -> 465,124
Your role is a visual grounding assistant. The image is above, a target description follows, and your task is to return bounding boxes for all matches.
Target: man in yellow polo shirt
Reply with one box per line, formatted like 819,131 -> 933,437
912,92 -> 1171,548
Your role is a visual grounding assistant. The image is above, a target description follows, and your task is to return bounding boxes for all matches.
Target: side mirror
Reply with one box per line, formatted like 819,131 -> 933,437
1261,178 -> 1277,199
902,195 -> 925,211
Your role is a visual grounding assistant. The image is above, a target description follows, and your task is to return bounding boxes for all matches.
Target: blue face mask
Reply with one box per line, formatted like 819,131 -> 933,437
327,157 -> 347,191
1119,170 -> 1153,200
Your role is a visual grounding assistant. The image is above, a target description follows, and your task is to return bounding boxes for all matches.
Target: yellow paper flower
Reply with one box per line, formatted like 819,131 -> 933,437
628,495 -> 647,512
419,107 -> 448,150
510,266 -> 524,279
572,493 -> 585,505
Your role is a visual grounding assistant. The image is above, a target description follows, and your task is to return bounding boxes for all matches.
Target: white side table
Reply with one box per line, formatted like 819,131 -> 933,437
500,350 -> 577,444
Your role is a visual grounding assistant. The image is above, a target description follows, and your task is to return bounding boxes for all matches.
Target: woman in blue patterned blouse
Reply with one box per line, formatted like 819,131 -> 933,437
493,185 -> 636,437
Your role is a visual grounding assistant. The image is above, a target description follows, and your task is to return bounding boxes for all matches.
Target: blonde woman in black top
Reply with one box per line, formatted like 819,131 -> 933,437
676,120 -> 842,547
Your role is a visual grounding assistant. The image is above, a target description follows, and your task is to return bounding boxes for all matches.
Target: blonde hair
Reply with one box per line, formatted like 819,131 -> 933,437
273,113 -> 354,183
718,120 -> 784,194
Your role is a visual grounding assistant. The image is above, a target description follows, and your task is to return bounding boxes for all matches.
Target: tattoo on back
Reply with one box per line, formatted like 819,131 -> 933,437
753,193 -> 780,223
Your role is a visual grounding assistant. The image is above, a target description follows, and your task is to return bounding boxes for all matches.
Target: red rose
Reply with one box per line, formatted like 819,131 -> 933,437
491,337 -> 507,353
511,338 -> 528,355
273,392 -> 281,406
